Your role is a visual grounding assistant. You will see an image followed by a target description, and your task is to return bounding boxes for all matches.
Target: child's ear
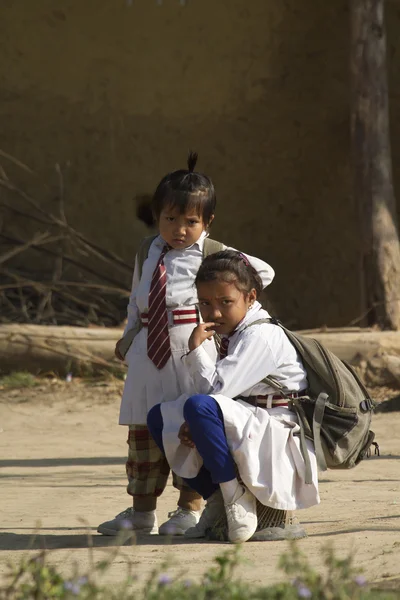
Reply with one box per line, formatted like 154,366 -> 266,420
206,214 -> 215,228
248,288 -> 257,306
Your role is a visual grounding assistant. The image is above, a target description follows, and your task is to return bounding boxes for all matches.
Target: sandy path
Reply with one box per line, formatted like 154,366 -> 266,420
0,379 -> 399,588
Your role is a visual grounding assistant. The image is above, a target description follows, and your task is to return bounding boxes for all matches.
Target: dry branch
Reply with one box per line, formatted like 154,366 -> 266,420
0,232 -> 64,266
0,151 -> 133,327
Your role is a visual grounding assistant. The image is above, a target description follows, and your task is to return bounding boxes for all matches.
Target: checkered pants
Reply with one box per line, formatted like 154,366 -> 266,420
126,425 -> 191,497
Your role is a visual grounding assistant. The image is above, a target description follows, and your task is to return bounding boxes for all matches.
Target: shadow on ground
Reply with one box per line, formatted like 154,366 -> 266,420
0,458 -> 125,468
0,531 -> 210,551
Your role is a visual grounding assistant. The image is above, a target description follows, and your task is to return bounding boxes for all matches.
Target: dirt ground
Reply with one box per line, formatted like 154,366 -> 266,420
0,378 -> 399,590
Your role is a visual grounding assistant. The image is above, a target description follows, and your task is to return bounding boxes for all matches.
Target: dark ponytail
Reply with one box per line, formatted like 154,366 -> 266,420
187,151 -> 198,172
195,250 -> 263,297
151,151 -> 216,225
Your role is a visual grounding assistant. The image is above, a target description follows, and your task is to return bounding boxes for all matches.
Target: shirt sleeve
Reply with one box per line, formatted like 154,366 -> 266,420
227,246 -> 275,289
182,329 -> 278,398
123,254 -> 140,336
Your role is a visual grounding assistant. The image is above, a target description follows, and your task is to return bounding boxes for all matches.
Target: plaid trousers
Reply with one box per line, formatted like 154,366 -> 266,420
126,424 -> 191,497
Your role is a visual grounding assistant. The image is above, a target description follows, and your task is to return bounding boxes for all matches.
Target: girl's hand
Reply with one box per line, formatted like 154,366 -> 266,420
188,323 -> 215,351
178,421 -> 195,448
115,338 -> 125,361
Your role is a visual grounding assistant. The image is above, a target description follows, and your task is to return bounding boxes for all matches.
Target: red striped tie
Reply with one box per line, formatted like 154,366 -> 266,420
219,336 -> 230,360
147,245 -> 171,369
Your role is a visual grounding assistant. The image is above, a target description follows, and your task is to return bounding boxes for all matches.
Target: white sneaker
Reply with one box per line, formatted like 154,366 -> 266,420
158,507 -> 200,536
97,507 -> 158,536
184,490 -> 225,539
225,486 -> 257,544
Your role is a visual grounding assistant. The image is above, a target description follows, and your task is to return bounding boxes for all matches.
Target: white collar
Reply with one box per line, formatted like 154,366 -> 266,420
233,302 -> 271,336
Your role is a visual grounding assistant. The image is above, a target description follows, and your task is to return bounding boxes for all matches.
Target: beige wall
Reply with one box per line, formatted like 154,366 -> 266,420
1,0 -> 400,328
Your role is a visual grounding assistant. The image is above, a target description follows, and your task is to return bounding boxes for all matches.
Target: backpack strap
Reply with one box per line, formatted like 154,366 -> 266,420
202,237 -> 225,258
137,235 -> 158,279
312,393 -> 329,473
119,235 -> 157,358
118,320 -> 144,359
138,235 -> 223,270
242,317 -> 271,329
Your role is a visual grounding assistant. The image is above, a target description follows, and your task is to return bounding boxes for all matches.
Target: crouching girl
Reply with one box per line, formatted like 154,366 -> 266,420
147,250 -> 320,543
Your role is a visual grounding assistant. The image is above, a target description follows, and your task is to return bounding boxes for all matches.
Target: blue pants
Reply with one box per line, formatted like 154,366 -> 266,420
147,395 -> 236,500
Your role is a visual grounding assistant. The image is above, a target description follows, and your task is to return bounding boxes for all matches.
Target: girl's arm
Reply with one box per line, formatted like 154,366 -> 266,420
123,255 -> 140,336
183,326 -> 277,398
227,246 -> 275,289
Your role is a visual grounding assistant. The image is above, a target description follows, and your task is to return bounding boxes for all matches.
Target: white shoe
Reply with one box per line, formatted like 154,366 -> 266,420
158,507 -> 200,536
225,486 -> 257,544
184,490 -> 225,539
97,507 -> 158,536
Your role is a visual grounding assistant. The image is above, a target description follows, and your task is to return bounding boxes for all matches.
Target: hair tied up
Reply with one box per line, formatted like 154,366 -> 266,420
238,252 -> 251,268
187,151 -> 198,173
195,249 -> 263,297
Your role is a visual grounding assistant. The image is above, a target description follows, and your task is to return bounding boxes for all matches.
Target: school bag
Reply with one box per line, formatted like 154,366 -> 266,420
118,235 -> 224,358
245,318 -> 379,483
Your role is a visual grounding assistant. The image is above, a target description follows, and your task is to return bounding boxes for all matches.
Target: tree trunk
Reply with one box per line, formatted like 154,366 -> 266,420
0,324 -> 125,376
350,0 -> 400,330
2,324 -> 400,387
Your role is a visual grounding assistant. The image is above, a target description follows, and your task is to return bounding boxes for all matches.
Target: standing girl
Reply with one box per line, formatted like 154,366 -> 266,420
147,250 -> 320,543
97,155 -> 275,537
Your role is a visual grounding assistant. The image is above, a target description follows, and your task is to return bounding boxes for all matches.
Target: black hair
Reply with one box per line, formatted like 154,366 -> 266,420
151,151 -> 216,225
195,249 -> 263,297
135,194 -> 154,228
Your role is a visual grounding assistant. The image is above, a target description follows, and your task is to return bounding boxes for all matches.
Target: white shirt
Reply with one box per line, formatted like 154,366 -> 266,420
160,302 -> 319,511
123,232 -> 275,335
183,302 -> 308,397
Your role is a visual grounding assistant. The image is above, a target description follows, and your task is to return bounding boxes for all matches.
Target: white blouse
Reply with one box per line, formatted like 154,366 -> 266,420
123,232 -> 275,335
183,302 -> 308,397
159,302 -> 319,511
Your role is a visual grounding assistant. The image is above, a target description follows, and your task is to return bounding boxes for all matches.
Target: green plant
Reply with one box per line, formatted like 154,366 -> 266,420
0,542 -> 398,599
0,372 -> 38,389
2,552 -> 65,599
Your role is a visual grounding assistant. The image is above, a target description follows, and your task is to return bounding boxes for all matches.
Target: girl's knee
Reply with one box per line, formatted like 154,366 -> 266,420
183,394 -> 215,421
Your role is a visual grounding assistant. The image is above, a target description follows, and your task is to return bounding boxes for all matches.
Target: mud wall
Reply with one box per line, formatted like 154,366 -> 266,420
1,0 -> 400,328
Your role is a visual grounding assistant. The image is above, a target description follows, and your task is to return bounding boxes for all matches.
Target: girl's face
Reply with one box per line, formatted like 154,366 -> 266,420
158,206 -> 213,249
197,279 -> 257,335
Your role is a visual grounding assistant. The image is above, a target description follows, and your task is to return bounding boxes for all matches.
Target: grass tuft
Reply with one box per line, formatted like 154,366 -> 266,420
0,540 -> 398,599
0,372 -> 38,389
